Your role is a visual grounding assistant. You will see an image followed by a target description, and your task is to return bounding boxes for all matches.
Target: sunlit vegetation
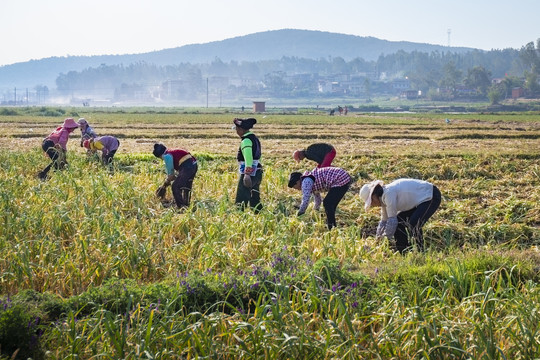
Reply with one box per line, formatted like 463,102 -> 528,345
0,109 -> 539,358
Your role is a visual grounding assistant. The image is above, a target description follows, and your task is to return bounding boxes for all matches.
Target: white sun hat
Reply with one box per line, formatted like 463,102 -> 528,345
359,180 -> 384,210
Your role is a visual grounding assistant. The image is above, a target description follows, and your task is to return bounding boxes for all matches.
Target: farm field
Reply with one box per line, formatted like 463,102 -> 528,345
0,108 -> 539,359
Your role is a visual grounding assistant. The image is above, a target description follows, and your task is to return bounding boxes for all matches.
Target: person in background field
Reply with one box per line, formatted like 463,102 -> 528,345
293,143 -> 336,168
38,118 -> 79,180
359,178 -> 442,253
83,136 -> 120,165
288,166 -> 352,229
77,118 -> 97,146
153,143 -> 198,209
233,117 -> 263,213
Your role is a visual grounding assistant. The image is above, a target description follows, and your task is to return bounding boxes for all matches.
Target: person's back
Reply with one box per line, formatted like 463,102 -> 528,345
383,179 -> 433,215
304,143 -> 336,167
95,136 -> 119,153
310,166 -> 350,191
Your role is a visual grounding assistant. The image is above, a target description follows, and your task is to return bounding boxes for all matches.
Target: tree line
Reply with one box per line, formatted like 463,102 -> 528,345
55,39 -> 540,102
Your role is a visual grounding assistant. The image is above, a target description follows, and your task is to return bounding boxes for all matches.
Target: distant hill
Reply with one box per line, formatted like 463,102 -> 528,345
0,29 -> 477,89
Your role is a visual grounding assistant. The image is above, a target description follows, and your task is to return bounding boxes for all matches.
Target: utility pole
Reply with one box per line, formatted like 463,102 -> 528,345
206,78 -> 209,108
14,87 -> 16,105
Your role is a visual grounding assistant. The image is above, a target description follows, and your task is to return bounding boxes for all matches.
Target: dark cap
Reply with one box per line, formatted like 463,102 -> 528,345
153,143 -> 167,158
233,117 -> 257,130
288,172 -> 302,188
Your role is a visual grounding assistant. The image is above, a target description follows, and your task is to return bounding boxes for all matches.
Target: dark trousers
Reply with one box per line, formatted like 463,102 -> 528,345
102,139 -> 119,165
323,181 -> 351,229
172,160 -> 198,208
235,170 -> 263,213
395,185 -> 442,253
102,149 -> 117,165
39,139 -> 66,178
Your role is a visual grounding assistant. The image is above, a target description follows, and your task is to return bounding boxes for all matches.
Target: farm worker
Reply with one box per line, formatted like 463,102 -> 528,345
359,178 -> 441,253
83,135 -> 120,165
233,117 -> 263,213
77,118 -> 97,147
153,143 -> 198,209
293,143 -> 336,168
288,166 -> 352,230
38,117 -> 79,180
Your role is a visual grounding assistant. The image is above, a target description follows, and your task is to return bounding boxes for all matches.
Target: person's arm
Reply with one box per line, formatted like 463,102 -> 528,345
163,154 -> 175,182
88,126 -> 97,138
298,178 -> 314,215
313,192 -> 322,210
383,217 -> 398,239
376,220 -> 387,240
381,192 -> 398,239
240,137 -> 254,174
57,129 -> 70,150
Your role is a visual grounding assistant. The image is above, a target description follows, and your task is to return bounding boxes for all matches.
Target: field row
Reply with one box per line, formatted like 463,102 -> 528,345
1,149 -> 539,295
1,111 -> 540,358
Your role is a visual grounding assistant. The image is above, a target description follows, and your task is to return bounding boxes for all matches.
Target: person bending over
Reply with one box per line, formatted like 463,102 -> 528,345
359,178 -> 441,253
288,166 -> 351,229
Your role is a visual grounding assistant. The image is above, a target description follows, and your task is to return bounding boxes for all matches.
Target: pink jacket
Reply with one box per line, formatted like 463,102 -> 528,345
46,127 -> 73,150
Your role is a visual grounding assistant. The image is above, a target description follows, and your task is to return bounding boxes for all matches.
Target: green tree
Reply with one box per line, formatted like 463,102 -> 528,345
331,56 -> 348,74
500,76 -> 523,99
524,71 -> 540,95
487,86 -> 502,104
464,66 -> 492,96
208,57 -> 228,76
363,78 -> 371,100
440,61 -> 462,91
519,40 -> 540,74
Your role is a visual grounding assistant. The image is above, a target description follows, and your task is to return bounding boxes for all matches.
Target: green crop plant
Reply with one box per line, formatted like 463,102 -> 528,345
0,109 -> 539,357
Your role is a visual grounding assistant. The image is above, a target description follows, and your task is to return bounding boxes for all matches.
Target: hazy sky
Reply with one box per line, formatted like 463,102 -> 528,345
1,0 -> 539,67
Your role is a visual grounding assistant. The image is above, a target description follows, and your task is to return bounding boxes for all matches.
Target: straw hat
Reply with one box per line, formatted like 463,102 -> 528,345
359,180 -> 384,210
62,118 -> 79,129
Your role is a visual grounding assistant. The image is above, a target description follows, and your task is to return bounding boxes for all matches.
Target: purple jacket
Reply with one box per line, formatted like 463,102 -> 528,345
94,136 -> 119,155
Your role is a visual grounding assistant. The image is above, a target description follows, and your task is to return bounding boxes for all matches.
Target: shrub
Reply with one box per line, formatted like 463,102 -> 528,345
13,289 -> 69,322
68,278 -> 143,316
0,108 -> 18,116
0,298 -> 44,360
313,257 -> 355,287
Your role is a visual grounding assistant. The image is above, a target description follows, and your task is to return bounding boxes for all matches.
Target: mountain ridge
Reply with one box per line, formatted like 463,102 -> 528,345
0,29 -> 478,89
